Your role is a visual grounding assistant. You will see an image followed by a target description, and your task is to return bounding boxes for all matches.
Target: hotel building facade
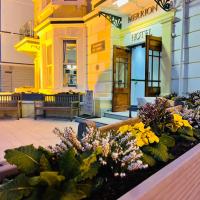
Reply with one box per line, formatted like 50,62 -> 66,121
15,0 -> 200,116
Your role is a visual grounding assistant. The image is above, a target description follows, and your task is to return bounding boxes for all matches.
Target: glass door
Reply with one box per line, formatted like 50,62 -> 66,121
145,35 -> 162,96
131,36 -> 162,107
113,46 -> 131,112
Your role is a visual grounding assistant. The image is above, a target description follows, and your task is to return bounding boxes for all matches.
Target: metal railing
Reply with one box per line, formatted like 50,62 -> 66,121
19,20 -> 35,40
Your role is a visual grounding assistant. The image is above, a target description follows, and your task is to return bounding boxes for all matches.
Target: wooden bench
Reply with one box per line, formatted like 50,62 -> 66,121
34,93 -> 80,120
0,94 -> 21,120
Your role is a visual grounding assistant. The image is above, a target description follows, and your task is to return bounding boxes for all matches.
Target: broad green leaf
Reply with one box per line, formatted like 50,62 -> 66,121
59,148 -> 80,178
40,154 -> 52,171
142,153 -> 156,167
193,128 -> 200,139
179,134 -> 197,142
0,174 -> 33,200
40,172 -> 65,186
142,143 -> 169,162
4,145 -> 42,175
61,181 -> 91,200
160,134 -> 175,148
76,153 -> 99,181
178,127 -> 194,137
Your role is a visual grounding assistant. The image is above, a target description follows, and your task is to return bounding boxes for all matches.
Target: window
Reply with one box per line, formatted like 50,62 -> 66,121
63,40 -> 77,87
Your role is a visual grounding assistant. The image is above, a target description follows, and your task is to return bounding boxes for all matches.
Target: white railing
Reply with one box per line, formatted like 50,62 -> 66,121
19,20 -> 35,40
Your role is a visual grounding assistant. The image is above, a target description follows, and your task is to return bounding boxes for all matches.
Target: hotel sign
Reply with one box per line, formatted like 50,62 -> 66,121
124,24 -> 162,46
91,41 -> 105,54
132,29 -> 151,43
128,4 -> 159,23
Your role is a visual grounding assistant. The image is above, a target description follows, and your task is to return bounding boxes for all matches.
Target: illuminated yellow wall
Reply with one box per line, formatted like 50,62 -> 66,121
37,23 -> 87,93
33,0 -> 89,26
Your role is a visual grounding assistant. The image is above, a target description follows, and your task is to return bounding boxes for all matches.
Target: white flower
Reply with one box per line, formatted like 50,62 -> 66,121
114,173 -> 119,177
111,153 -> 119,160
120,173 -> 126,178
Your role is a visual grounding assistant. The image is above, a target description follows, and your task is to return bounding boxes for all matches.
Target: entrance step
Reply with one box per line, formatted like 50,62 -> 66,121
104,111 -> 138,120
91,117 -> 122,127
74,116 -> 122,128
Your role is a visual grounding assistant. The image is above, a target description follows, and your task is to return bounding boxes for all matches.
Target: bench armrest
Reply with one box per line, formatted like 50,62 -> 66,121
71,101 -> 80,108
34,101 -> 44,108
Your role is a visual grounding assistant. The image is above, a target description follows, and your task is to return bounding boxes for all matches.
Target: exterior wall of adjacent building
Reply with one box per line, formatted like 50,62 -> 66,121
0,0 -> 34,92
172,0 -> 200,95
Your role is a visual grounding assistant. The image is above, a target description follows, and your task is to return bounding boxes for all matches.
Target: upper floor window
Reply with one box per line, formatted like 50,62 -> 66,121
63,40 -> 77,87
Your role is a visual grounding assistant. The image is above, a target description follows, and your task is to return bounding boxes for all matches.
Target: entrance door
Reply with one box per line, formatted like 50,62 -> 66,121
131,36 -> 162,106
112,46 -> 131,112
145,35 -> 162,96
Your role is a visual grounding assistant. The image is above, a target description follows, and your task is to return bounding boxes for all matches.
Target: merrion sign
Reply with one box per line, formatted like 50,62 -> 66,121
128,4 -> 159,23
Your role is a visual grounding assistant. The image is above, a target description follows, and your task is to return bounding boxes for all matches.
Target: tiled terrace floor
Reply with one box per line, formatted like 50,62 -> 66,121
0,118 -> 78,161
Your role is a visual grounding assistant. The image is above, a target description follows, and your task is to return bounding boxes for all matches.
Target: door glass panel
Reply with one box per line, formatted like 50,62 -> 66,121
115,59 -> 128,88
131,45 -> 146,105
132,46 -> 145,80
131,81 -> 145,105
153,56 -> 159,86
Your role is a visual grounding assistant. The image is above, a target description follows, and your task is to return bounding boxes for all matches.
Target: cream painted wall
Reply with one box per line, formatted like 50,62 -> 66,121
86,15 -> 113,98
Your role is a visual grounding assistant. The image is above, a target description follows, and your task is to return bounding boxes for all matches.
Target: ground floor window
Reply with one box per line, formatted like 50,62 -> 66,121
63,40 -> 77,87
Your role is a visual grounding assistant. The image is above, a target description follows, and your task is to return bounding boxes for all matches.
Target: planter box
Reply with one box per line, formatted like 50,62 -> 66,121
1,144 -> 199,197
119,143 -> 200,200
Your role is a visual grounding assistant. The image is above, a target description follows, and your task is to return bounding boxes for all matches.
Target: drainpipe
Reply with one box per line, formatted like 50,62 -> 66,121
179,0 -> 186,96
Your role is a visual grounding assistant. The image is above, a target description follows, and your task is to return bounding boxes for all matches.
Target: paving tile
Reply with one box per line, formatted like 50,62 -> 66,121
0,118 -> 79,162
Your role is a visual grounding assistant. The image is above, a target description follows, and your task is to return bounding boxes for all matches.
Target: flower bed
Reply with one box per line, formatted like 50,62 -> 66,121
0,92 -> 199,200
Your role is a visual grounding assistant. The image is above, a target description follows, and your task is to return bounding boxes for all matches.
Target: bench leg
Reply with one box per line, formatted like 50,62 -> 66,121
34,108 -> 37,120
17,112 -> 19,120
43,110 -> 46,118
70,109 -> 73,121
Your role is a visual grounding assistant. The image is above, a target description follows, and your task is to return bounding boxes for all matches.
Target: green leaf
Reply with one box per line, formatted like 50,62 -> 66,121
59,148 -> 80,179
179,134 -> 197,142
178,127 -> 194,137
0,174 -> 33,200
142,153 -> 156,167
160,134 -> 175,148
4,145 -> 42,175
40,172 -> 65,186
61,181 -> 91,200
142,143 -> 169,162
193,128 -> 200,139
77,153 -> 99,181
40,154 -> 52,171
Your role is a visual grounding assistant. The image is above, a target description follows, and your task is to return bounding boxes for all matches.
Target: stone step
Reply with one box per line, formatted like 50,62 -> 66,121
104,111 -> 138,120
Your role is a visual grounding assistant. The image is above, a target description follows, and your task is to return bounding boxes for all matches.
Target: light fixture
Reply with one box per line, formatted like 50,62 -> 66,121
154,0 -> 173,11
113,0 -> 128,7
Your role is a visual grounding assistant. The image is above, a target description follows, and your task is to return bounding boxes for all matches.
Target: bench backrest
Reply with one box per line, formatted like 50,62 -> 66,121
44,93 -> 80,107
0,94 -> 21,107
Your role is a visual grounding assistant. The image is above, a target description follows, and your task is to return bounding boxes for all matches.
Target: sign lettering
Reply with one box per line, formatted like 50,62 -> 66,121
132,29 -> 151,42
91,41 -> 105,54
128,4 -> 158,23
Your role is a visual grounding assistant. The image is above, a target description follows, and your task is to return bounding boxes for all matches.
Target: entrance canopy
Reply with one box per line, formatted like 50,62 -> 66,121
97,0 -> 158,16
